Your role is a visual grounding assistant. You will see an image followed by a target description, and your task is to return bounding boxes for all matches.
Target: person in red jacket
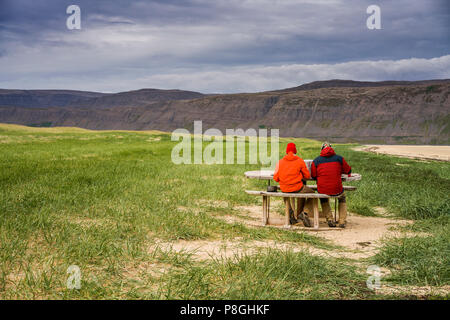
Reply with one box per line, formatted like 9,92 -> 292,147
311,142 -> 351,228
273,142 -> 314,227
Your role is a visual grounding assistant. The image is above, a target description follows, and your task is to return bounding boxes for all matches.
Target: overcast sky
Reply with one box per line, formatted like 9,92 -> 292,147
1,0 -> 449,93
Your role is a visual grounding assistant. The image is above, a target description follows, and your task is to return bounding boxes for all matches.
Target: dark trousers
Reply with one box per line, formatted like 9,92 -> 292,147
285,185 -> 315,218
319,192 -> 347,224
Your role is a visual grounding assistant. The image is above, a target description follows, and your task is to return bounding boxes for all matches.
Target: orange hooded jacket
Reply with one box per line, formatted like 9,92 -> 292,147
273,152 -> 311,192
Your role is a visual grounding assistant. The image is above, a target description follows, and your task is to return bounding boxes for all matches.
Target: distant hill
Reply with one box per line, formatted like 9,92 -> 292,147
0,89 -> 109,108
0,88 -> 205,108
275,79 -> 450,92
77,89 -> 205,108
0,80 -> 449,144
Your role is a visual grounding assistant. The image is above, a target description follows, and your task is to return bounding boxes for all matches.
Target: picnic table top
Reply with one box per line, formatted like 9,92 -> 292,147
244,169 -> 361,182
245,159 -> 361,182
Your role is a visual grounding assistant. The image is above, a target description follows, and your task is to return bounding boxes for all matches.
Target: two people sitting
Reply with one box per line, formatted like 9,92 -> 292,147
273,142 -> 351,228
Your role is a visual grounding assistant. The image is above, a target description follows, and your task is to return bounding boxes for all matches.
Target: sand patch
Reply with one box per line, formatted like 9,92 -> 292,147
196,199 -> 229,208
375,284 -> 450,298
81,153 -> 98,158
150,238 -> 379,261
0,135 -> 14,144
121,261 -> 170,280
177,206 -> 202,215
354,145 -> 450,162
0,134 -> 77,144
1,233 -> 62,294
216,205 -> 414,259
313,214 -> 412,257
78,135 -> 107,141
200,175 -> 244,181
216,203 -> 285,227
374,206 -> 392,217
395,163 -> 410,167
69,217 -> 112,228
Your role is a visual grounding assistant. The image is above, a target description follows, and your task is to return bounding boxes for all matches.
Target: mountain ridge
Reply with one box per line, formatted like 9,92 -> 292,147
0,88 -> 205,108
0,79 -> 449,144
273,79 -> 450,93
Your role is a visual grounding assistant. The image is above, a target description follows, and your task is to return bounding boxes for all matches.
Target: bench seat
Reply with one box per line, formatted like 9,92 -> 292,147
245,187 -> 356,230
245,191 -> 330,198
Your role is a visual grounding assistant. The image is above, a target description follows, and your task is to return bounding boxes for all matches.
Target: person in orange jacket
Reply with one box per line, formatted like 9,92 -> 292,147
273,142 -> 314,227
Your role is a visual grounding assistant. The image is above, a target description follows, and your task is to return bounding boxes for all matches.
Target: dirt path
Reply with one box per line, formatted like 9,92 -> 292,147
225,205 -> 412,259
354,145 -> 450,161
154,205 -> 413,261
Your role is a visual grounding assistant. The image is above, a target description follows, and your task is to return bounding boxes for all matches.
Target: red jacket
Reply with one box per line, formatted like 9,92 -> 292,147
311,147 -> 351,195
273,152 -> 311,192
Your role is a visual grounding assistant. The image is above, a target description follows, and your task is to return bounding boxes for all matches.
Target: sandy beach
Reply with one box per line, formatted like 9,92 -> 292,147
355,145 -> 450,161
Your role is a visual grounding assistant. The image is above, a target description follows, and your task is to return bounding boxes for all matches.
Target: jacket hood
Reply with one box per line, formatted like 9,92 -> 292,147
283,152 -> 299,161
320,146 -> 336,157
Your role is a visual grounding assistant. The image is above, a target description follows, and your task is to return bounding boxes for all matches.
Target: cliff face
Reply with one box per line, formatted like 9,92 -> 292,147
0,80 -> 449,144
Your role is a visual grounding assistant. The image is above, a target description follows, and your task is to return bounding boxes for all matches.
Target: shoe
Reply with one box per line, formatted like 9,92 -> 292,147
298,212 -> 312,228
289,209 -> 297,225
327,220 -> 336,228
338,223 -> 346,228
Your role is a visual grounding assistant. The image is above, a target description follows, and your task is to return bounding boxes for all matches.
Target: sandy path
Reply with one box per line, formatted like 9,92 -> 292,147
355,145 -> 450,161
153,205 -> 413,261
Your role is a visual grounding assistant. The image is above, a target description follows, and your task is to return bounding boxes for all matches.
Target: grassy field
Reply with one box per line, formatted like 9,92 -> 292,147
0,124 -> 448,299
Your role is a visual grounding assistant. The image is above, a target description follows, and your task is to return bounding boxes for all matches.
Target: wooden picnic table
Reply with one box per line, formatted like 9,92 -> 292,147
244,160 -> 361,230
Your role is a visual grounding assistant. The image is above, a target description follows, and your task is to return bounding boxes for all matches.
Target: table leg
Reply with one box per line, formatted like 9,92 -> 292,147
313,198 -> 320,230
283,198 -> 291,228
262,196 -> 267,226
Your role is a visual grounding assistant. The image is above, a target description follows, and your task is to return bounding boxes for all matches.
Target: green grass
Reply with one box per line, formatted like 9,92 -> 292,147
334,145 -> 450,288
0,124 -> 448,299
336,145 -> 450,219
155,250 -> 373,300
373,229 -> 449,286
372,215 -> 450,286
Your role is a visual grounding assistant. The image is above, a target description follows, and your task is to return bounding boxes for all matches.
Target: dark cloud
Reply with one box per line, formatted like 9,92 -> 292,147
0,0 -> 448,92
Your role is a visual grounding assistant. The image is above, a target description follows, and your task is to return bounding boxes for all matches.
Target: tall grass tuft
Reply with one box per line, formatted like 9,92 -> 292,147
160,249 -> 372,299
